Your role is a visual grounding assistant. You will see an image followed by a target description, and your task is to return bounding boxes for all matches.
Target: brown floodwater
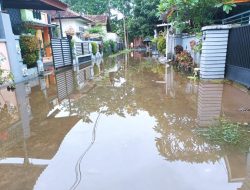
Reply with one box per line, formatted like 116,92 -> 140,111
0,52 -> 250,190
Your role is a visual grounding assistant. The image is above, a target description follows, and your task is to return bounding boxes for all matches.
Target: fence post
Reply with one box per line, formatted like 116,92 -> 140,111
67,38 -> 73,65
60,39 -> 65,67
81,42 -> 84,55
200,25 -> 231,79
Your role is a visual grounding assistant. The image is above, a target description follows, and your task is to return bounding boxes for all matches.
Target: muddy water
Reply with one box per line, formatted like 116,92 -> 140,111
0,53 -> 250,190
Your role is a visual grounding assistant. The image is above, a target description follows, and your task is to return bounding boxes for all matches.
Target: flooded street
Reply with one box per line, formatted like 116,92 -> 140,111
1,53 -> 250,190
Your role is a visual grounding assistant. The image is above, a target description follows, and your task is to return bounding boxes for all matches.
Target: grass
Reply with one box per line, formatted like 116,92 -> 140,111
108,49 -> 132,58
198,119 -> 250,151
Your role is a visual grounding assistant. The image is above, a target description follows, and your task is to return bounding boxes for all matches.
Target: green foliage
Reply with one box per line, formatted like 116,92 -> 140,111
103,41 -> 111,55
62,0 -> 133,15
91,42 -> 98,55
109,40 -> 116,53
157,36 -> 166,54
19,35 -> 39,68
127,0 -> 160,41
175,51 -> 196,72
200,119 -> 250,147
158,0 -> 236,32
88,26 -> 104,36
62,0 -> 109,14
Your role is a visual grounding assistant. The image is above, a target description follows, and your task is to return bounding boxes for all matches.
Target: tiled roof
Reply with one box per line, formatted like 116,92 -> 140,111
46,9 -> 94,23
84,15 -> 108,25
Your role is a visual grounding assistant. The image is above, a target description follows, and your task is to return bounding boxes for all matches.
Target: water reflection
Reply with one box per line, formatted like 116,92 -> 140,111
197,82 -> 224,127
0,53 -> 249,189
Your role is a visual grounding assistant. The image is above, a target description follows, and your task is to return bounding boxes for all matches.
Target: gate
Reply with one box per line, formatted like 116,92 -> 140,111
226,25 -> 250,88
51,38 -> 73,69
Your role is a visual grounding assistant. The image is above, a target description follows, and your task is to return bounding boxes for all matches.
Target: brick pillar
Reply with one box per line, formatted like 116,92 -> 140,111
200,25 -> 231,79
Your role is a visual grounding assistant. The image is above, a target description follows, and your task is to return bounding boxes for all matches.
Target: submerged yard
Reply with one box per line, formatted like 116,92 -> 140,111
0,53 -> 250,190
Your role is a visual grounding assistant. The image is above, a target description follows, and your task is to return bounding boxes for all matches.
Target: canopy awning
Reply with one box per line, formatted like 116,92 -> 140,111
2,0 -> 68,11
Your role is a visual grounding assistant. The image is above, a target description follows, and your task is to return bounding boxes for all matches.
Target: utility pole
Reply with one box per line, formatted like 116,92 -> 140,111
123,11 -> 127,49
123,0 -> 129,49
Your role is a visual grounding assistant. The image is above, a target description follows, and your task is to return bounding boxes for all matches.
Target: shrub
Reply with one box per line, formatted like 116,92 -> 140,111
88,26 -> 104,35
103,41 -> 111,55
174,45 -> 184,54
19,35 -> 39,68
175,50 -> 195,72
91,42 -> 98,55
157,36 -> 166,55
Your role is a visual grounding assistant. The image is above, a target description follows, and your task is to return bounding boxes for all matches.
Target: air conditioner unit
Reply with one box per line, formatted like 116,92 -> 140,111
22,68 -> 28,77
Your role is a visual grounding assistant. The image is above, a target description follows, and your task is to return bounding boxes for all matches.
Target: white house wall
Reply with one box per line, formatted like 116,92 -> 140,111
54,19 -> 91,38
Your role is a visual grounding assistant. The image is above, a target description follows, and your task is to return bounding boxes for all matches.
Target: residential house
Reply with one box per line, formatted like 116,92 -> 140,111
46,9 -> 95,40
85,14 -> 111,35
7,9 -> 55,64
85,14 -> 123,50
0,0 -> 68,83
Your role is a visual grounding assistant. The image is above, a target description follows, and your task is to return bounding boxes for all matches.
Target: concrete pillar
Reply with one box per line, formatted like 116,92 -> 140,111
0,12 -> 25,83
200,25 -> 231,79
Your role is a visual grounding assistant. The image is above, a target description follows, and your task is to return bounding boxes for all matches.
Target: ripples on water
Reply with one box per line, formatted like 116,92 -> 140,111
0,53 -> 250,190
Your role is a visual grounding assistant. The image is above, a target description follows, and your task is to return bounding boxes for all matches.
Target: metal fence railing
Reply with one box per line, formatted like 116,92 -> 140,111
222,10 -> 250,26
75,41 -> 91,56
51,38 -> 73,69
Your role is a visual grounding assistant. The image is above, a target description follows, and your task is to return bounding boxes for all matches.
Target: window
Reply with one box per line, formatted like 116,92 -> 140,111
33,10 -> 41,20
79,27 -> 84,32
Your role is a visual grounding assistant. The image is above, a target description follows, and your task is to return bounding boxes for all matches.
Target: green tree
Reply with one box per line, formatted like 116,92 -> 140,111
158,0 -> 236,32
62,0 -> 110,14
127,0 -> 160,41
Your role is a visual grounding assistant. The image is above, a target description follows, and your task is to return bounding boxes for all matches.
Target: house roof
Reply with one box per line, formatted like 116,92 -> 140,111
46,9 -> 95,24
2,0 -> 68,11
85,15 -> 108,26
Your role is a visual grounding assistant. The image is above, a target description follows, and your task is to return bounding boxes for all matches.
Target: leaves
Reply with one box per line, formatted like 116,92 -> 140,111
19,35 -> 39,68
200,119 -> 250,146
158,0 -> 236,32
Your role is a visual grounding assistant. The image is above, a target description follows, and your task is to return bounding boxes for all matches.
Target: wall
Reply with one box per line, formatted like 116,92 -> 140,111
0,12 -> 24,83
20,9 -> 48,25
167,34 -> 201,65
0,40 -> 11,72
54,18 -> 91,38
